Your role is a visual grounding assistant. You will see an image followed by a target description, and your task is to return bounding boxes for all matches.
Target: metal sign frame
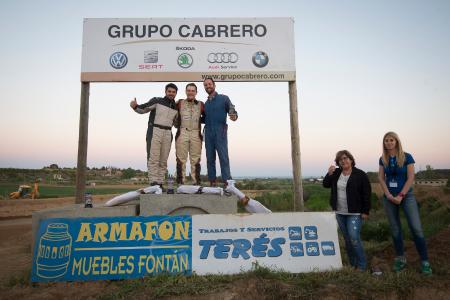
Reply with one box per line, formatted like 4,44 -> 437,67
76,18 -> 303,210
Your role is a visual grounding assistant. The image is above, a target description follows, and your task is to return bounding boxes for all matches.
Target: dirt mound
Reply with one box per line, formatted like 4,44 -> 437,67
0,195 -> 117,219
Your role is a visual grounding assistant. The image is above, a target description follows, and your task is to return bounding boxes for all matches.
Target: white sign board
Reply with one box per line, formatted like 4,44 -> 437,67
192,212 -> 342,274
81,18 -> 295,82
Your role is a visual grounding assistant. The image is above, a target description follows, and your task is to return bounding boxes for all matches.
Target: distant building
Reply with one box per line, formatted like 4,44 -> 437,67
307,178 -> 323,184
130,176 -> 146,182
415,179 -> 448,187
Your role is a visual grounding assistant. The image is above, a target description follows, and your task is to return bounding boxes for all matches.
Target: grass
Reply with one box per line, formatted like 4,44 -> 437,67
91,264 -> 438,299
5,268 -> 31,287
251,183 -> 331,212
417,198 -> 450,237
5,260 -> 445,300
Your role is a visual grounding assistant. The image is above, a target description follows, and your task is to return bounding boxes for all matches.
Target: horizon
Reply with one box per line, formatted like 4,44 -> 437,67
1,0 -> 449,177
0,164 -> 444,179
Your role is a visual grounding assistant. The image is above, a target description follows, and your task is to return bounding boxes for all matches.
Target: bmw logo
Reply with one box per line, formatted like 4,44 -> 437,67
109,52 -> 128,69
252,51 -> 269,68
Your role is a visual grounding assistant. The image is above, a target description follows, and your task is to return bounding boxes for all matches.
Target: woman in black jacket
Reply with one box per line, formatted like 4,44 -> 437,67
323,150 -> 371,271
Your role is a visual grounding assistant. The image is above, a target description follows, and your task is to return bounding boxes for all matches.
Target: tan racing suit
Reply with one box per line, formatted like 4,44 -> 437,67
134,97 -> 178,184
175,99 -> 205,184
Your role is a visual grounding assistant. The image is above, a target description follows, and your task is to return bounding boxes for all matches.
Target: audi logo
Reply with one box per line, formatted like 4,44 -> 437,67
207,52 -> 239,63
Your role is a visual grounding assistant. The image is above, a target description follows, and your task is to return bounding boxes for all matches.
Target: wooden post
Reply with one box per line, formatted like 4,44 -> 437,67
75,82 -> 90,204
288,81 -> 304,211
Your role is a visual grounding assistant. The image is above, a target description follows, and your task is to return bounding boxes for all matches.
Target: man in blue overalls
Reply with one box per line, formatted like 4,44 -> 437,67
203,78 -> 238,187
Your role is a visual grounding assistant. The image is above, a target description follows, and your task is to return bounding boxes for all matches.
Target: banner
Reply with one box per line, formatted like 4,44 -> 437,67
192,212 -> 342,274
32,212 -> 341,282
81,18 -> 295,82
32,216 -> 191,282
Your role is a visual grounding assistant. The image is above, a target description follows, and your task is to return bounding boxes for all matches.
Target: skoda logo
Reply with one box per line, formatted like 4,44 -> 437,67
177,53 -> 193,68
252,51 -> 269,68
110,52 -> 128,69
208,52 -> 239,63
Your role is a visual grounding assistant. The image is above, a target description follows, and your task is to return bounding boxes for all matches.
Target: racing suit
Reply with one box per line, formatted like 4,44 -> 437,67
175,99 -> 205,184
133,97 -> 177,184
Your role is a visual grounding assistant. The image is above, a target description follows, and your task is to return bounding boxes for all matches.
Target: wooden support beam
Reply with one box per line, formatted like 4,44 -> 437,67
288,81 -> 304,211
75,82 -> 90,204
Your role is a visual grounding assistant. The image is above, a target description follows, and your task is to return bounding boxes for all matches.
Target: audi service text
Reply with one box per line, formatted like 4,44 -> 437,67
108,24 -> 267,39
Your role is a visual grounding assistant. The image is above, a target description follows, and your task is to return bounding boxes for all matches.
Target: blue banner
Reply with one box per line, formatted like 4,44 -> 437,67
32,216 -> 192,282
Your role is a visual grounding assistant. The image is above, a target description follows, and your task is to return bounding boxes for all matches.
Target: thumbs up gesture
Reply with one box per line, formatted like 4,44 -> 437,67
130,98 -> 137,109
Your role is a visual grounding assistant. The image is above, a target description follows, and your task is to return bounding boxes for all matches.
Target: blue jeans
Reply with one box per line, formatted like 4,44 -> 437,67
382,191 -> 429,261
205,125 -> 231,182
335,214 -> 367,270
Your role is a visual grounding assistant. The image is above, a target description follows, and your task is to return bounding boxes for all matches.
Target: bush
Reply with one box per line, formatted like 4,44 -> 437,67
122,168 -> 137,179
370,193 -> 382,211
254,191 -> 294,212
361,221 -> 391,242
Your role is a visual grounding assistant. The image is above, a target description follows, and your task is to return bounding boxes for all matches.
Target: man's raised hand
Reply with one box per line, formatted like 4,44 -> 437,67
130,98 -> 137,109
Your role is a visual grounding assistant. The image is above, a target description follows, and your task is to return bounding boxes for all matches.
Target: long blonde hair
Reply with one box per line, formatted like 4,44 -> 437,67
382,131 -> 405,167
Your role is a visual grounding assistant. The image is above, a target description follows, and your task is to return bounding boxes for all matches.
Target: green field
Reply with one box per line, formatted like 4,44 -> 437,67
252,183 -> 331,212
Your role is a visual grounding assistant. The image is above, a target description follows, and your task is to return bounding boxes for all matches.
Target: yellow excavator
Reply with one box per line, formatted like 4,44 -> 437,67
9,182 -> 39,199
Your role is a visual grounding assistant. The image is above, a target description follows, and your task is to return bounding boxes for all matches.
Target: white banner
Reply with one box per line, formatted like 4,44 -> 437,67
81,18 -> 295,82
192,212 -> 342,274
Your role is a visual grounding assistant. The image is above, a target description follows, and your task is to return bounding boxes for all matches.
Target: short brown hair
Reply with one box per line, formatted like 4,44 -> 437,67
335,150 -> 356,167
203,77 -> 215,85
186,83 -> 197,91
165,83 -> 178,92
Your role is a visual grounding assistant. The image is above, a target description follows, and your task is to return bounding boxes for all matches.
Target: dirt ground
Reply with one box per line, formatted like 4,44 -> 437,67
0,187 -> 448,299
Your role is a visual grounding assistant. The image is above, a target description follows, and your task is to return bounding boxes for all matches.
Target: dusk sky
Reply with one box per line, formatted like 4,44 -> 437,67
1,0 -> 449,177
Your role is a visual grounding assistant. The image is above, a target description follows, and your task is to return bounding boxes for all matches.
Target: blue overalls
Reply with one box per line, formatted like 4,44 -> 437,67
204,93 -> 234,183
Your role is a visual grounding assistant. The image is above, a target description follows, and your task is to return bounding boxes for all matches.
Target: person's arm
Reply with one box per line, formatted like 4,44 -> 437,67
132,97 -> 158,114
395,164 -> 415,203
361,171 -> 371,219
172,111 -> 179,127
200,101 -> 206,124
323,166 -> 336,188
225,96 -> 238,121
378,165 -> 397,204
173,100 -> 181,128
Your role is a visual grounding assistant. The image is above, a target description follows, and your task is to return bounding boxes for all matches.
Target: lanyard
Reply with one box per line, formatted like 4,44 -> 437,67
388,156 -> 397,177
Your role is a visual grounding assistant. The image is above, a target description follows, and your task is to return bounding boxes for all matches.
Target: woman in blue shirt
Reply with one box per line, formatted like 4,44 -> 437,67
378,132 -> 432,275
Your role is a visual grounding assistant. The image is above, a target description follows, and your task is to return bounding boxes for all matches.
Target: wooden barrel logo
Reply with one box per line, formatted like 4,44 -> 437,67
36,223 -> 72,279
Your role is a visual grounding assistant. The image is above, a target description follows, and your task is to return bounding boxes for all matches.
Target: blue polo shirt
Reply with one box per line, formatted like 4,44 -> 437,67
204,92 -> 233,129
379,152 -> 415,194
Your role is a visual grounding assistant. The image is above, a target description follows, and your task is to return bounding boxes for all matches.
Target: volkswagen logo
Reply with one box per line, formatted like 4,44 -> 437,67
109,52 -> 128,69
207,52 -> 239,63
177,53 -> 193,68
252,51 -> 269,68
